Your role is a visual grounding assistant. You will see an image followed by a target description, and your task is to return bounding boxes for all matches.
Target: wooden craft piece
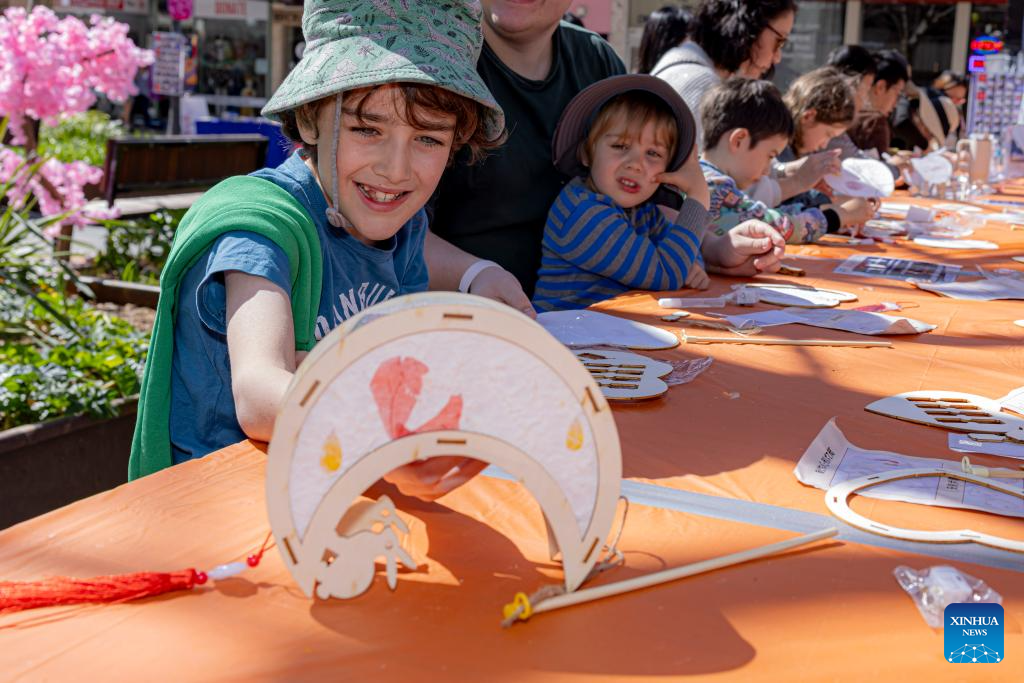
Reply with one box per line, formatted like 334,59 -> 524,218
865,391 -> 1024,443
825,468 -> 1024,553
681,331 -> 891,348
538,309 -> 679,350
736,283 -> 858,309
267,293 -> 623,602
960,456 -> 1024,480
573,348 -> 673,401
502,527 -> 838,625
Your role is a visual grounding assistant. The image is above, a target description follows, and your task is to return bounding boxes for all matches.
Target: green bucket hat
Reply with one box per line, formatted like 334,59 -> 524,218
261,0 -> 504,140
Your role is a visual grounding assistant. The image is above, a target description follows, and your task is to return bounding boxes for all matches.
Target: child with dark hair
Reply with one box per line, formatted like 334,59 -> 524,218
700,78 -> 871,244
847,50 -> 910,155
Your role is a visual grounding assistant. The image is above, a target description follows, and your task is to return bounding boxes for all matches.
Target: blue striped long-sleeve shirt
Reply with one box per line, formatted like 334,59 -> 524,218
533,177 -> 708,312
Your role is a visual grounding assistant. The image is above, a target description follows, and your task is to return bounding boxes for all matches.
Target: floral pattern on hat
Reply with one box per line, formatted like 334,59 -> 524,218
262,0 -> 503,140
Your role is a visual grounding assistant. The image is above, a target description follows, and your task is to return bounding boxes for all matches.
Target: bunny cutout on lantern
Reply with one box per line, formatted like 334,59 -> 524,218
313,495 -> 417,600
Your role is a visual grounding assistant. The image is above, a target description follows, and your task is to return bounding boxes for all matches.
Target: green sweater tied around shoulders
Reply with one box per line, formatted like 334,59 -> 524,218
128,175 -> 322,480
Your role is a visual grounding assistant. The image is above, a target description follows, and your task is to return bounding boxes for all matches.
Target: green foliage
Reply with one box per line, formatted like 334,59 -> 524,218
85,209 -> 182,284
0,136 -> 82,340
38,110 -> 125,167
0,114 -> 148,431
0,290 -> 148,430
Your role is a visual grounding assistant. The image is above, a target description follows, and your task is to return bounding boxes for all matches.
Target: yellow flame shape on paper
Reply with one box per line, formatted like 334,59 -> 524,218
565,418 -> 584,451
320,432 -> 342,472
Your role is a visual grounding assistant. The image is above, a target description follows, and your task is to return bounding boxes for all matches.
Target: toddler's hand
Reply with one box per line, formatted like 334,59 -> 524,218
655,147 -> 709,209
685,264 -> 710,290
705,220 -> 785,276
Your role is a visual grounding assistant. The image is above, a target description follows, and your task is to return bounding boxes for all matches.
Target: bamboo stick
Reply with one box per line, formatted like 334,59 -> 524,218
684,334 -> 892,348
524,528 -> 838,619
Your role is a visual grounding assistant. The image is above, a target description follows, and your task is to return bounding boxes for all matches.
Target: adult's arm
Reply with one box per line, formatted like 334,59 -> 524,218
424,230 -> 535,316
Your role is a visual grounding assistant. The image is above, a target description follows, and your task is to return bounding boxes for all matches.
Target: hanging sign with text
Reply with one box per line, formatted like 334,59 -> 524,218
150,32 -> 187,97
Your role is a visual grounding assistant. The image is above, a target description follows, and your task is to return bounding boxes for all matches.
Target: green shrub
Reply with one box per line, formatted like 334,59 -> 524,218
38,111 -> 125,167
85,209 -> 182,284
0,291 -> 148,430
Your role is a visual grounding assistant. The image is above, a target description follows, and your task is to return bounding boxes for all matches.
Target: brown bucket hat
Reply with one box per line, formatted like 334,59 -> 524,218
552,74 -> 697,179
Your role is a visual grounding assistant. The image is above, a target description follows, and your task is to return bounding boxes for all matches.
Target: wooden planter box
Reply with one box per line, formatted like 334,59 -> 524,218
77,276 -> 160,308
0,398 -> 137,529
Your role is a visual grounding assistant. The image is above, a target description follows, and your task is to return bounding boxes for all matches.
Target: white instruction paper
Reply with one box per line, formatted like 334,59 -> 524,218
834,255 -> 960,283
794,419 -> 1024,518
537,309 -> 680,349
914,276 -> 1024,301
999,385 -> 1024,415
727,308 -> 934,335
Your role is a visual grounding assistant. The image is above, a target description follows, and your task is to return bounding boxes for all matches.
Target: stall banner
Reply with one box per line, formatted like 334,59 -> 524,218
193,0 -> 269,22
62,0 -> 148,14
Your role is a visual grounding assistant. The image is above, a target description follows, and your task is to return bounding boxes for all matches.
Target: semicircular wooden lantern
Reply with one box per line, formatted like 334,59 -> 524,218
266,293 -> 622,601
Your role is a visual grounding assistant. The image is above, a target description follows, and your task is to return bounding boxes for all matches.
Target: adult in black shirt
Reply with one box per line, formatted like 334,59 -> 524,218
426,0 -> 785,304
433,7 -> 624,297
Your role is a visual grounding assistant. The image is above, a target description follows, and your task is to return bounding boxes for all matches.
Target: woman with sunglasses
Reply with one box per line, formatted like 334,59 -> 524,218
652,0 -> 833,209
651,0 -> 796,152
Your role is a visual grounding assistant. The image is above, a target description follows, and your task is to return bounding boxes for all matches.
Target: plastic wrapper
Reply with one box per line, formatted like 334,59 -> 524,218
661,356 -> 712,386
894,565 -> 1002,628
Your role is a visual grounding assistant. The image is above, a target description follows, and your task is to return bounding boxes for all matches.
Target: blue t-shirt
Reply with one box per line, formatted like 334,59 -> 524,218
168,152 -> 429,463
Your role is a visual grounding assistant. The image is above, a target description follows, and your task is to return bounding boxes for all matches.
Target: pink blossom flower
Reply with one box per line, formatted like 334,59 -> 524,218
0,7 -> 146,229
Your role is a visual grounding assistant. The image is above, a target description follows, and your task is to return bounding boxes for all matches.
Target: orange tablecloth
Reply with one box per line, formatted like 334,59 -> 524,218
2,194 -> 1023,681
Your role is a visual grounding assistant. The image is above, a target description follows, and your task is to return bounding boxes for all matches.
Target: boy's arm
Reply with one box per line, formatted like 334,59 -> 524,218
423,230 -> 535,317
549,194 -> 703,291
773,204 -> 832,244
225,271 -> 299,442
709,174 -> 808,244
225,271 -> 489,500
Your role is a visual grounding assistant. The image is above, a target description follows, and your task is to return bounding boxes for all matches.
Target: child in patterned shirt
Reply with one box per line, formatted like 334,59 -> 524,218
699,78 -> 873,244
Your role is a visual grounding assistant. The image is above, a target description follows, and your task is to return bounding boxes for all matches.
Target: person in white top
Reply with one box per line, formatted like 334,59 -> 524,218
653,0 -> 836,207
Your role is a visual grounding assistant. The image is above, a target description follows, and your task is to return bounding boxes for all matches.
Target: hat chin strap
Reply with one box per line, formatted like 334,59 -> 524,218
325,94 -> 353,231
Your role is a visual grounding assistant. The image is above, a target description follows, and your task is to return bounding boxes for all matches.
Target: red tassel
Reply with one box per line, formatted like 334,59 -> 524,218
0,569 -> 199,614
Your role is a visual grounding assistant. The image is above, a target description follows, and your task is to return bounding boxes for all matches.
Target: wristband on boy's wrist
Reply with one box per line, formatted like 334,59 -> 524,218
458,260 -> 501,293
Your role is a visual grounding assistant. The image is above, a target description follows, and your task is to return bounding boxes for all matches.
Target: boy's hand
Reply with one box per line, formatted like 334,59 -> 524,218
383,457 -> 489,501
655,147 -> 709,209
829,197 -> 877,228
685,264 -> 710,290
469,266 -> 536,319
787,149 -> 841,193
